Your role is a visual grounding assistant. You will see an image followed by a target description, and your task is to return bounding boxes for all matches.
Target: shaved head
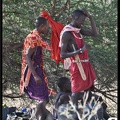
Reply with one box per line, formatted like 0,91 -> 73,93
35,17 -> 47,28
71,9 -> 86,19
70,9 -> 87,28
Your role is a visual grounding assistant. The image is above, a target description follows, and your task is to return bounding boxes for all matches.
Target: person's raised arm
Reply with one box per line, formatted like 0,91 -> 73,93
26,47 -> 42,84
80,8 -> 98,37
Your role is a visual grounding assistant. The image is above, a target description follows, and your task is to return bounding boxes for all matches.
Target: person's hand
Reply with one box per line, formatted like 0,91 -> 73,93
81,8 -> 91,18
34,75 -> 42,84
82,44 -> 91,51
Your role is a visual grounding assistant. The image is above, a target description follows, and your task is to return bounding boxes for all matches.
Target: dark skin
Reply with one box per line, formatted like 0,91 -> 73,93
56,80 -> 72,109
54,79 -> 73,120
26,21 -> 50,120
26,22 -> 49,84
60,9 -> 98,110
60,8 -> 98,59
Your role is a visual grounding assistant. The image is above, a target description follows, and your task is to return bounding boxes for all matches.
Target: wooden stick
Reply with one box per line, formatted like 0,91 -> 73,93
72,44 -> 86,80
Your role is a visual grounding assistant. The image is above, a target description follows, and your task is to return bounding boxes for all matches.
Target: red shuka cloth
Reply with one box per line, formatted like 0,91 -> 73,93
59,24 -> 96,93
69,32 -> 96,93
40,10 -> 64,64
20,29 -> 56,96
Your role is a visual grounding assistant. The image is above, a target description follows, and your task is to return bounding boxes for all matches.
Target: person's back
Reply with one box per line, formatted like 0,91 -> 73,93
53,77 -> 77,120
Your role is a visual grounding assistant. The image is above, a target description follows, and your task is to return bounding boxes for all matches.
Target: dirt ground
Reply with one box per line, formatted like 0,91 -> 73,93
3,88 -> 117,118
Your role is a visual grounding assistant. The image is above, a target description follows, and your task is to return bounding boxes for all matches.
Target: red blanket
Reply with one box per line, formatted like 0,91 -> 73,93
41,10 -> 64,64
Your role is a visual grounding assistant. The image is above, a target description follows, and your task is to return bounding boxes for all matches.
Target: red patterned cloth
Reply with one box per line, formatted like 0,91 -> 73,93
20,29 -> 56,96
41,10 -> 64,64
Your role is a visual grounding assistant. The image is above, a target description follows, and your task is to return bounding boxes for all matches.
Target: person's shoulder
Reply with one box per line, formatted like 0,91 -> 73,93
59,93 -> 71,99
25,35 -> 37,42
26,30 -> 38,40
62,31 -> 72,40
63,31 -> 72,36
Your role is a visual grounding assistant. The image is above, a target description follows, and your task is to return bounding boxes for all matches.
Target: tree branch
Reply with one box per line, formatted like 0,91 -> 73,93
3,42 -> 23,53
51,0 -> 56,17
3,94 -> 25,98
94,87 -> 117,104
54,0 -> 68,15
3,11 -> 26,15
67,0 -> 71,24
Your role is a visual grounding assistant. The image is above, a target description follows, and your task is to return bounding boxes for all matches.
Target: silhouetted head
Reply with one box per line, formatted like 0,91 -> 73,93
71,9 -> 86,28
57,77 -> 71,92
35,17 -> 49,34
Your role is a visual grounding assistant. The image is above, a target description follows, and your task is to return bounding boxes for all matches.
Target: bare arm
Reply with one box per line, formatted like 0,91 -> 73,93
80,9 -> 98,37
60,32 -> 91,59
26,47 -> 42,84
60,32 -> 82,59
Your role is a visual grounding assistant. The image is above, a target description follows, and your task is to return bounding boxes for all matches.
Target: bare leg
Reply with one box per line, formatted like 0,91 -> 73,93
36,99 -> 49,120
71,92 -> 79,110
71,92 -> 85,110
103,109 -> 110,120
45,109 -> 53,120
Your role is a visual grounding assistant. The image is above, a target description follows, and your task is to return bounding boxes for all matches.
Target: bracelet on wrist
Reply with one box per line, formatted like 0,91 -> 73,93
80,48 -> 83,53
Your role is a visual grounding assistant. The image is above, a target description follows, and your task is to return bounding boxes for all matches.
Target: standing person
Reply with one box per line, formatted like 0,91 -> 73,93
59,8 -> 98,110
20,17 -> 53,120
